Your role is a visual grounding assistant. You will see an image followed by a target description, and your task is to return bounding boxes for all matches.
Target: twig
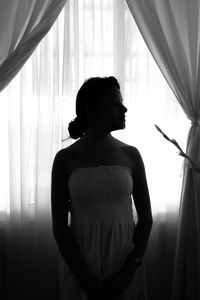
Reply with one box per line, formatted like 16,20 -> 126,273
154,124 -> 200,173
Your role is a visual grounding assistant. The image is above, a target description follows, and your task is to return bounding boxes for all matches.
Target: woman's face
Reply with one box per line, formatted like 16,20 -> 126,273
92,86 -> 128,132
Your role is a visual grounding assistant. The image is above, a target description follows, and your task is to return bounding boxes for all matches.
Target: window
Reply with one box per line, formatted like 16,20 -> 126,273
0,0 -> 190,219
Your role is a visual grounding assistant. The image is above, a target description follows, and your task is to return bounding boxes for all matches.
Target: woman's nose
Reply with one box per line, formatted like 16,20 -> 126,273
121,104 -> 128,113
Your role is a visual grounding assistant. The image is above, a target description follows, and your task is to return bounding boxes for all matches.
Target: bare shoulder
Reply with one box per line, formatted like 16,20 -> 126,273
113,137 -> 141,157
53,140 -> 82,172
112,136 -> 134,147
124,144 -> 141,158
111,137 -> 143,171
118,145 -> 143,173
57,139 -> 80,156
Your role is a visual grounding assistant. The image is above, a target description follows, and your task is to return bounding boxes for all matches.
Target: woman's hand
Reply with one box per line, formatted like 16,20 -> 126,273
102,256 -> 139,296
80,276 -> 112,300
87,287 -> 111,300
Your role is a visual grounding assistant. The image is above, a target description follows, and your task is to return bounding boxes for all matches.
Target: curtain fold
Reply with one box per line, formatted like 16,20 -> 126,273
0,0 -> 67,92
125,1 -> 200,299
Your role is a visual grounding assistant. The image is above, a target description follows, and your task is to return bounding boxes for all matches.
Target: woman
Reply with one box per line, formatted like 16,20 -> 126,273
51,76 -> 153,300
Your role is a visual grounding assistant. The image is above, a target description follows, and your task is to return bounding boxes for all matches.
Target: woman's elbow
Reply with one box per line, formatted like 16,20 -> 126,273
146,212 -> 153,225
52,222 -> 63,240
146,216 -> 153,233
140,215 -> 153,228
52,222 -> 70,241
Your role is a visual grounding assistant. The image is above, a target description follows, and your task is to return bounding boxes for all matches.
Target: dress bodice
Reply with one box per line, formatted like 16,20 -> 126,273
67,165 -> 134,223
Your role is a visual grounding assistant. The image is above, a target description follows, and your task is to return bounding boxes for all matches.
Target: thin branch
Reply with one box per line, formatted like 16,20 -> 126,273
154,124 -> 200,173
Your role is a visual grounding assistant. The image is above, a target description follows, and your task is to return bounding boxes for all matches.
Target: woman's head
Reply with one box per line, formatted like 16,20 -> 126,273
68,76 -> 127,139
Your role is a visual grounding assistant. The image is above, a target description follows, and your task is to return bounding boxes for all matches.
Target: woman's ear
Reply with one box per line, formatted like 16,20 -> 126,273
85,106 -> 98,120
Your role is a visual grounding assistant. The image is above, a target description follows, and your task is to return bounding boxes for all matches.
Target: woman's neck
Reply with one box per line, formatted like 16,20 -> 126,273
81,131 -> 114,146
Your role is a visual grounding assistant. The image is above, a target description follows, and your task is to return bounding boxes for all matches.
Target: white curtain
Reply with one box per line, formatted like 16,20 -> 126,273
0,1 -> 190,299
0,0 -> 66,91
0,5 -> 67,299
125,0 -> 200,299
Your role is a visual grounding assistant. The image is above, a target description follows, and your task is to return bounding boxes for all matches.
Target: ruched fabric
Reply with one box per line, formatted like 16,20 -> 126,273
58,165 -> 148,300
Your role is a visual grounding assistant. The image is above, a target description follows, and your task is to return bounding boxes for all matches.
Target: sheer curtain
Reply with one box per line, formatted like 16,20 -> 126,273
0,1 -> 190,300
0,0 -> 66,91
125,1 -> 200,299
0,7 -> 67,299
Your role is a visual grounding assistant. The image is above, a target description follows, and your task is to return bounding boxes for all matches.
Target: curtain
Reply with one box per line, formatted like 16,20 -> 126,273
125,0 -> 200,299
0,6 -> 68,300
0,1 -> 190,300
0,0 -> 66,91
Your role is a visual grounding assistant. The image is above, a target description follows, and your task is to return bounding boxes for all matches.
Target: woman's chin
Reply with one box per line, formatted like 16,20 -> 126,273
119,119 -> 126,129
112,122 -> 126,131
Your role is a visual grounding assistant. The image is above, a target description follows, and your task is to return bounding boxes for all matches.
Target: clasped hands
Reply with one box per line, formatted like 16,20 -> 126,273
85,255 -> 139,300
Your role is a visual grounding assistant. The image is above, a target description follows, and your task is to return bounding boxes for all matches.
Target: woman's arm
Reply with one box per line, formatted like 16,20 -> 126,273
131,147 -> 153,260
103,147 -> 153,295
51,150 -> 110,299
51,150 -> 89,284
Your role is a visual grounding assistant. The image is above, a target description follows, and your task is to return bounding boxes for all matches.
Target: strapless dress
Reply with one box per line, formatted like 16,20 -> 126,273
58,165 -> 148,300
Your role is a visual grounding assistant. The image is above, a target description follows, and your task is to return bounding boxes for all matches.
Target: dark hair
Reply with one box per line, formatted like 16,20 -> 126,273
67,76 -> 120,139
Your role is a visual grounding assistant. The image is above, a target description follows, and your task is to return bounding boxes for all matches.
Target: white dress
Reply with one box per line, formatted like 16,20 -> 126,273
58,165 -> 148,300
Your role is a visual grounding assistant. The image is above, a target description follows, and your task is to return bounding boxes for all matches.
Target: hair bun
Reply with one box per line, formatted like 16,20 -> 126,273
68,117 -> 84,139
